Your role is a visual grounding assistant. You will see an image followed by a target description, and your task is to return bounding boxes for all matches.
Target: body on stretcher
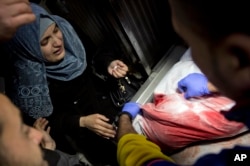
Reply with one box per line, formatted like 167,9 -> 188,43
132,48 -> 250,165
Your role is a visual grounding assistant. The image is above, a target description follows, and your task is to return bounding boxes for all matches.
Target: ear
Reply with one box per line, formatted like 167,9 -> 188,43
219,34 -> 250,93
223,34 -> 250,69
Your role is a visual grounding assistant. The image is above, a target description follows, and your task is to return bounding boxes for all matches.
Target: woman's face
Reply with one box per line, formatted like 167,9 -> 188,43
40,23 -> 65,62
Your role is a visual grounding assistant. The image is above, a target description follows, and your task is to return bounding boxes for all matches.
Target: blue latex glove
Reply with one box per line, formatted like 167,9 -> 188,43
178,73 -> 211,99
121,102 -> 141,119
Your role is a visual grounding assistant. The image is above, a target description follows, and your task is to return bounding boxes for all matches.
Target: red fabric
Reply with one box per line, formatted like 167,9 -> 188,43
141,93 -> 246,152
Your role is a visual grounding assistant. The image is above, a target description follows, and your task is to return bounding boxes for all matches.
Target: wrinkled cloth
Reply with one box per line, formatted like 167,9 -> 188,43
141,93 -> 246,151
3,3 -> 86,118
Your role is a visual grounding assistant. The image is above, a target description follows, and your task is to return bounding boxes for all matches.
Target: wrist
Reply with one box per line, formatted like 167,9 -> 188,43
79,116 -> 86,127
121,102 -> 141,119
119,111 -> 133,121
119,113 -> 132,121
116,112 -> 136,141
112,112 -> 131,130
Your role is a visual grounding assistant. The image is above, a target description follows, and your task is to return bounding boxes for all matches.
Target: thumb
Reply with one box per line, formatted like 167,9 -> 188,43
184,91 -> 191,99
178,81 -> 186,93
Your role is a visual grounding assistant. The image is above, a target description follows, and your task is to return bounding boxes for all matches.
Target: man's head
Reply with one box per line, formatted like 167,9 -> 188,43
169,0 -> 250,103
0,94 -> 47,166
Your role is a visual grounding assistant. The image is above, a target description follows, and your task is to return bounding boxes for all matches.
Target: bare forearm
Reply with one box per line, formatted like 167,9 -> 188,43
79,116 -> 86,127
117,114 -> 137,141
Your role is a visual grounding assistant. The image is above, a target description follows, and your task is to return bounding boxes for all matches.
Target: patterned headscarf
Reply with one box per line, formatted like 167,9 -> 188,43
3,3 -> 87,118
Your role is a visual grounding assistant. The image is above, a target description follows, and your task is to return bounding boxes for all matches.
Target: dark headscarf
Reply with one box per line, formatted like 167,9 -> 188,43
4,3 -> 86,118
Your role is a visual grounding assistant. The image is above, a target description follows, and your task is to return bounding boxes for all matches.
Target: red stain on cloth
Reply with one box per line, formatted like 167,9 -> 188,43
141,93 -> 246,152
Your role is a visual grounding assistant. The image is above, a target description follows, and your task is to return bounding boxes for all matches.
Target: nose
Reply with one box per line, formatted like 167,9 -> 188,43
29,127 -> 43,145
52,36 -> 62,47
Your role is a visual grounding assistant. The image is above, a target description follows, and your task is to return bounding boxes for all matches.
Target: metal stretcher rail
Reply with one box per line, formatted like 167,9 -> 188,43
131,45 -> 187,104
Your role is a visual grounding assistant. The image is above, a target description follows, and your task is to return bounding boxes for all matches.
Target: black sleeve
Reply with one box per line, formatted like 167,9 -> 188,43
43,148 -> 83,166
43,148 -> 60,166
47,80 -> 83,137
47,70 -> 98,137
49,106 -> 82,136
92,41 -> 126,77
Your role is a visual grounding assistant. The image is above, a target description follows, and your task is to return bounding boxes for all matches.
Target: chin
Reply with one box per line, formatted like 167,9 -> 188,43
55,51 -> 65,62
60,50 -> 66,59
42,160 -> 48,166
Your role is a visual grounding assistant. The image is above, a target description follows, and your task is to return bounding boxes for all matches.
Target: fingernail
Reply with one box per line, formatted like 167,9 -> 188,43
113,66 -> 118,70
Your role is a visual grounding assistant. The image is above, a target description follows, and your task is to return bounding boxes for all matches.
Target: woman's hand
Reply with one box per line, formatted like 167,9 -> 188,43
108,60 -> 128,78
33,117 -> 56,150
80,114 -> 116,139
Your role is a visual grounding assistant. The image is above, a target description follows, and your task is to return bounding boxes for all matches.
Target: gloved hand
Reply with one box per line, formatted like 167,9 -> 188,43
121,102 -> 141,119
178,73 -> 211,99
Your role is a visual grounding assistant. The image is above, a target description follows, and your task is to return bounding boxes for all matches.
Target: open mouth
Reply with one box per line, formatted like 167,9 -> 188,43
54,47 -> 63,55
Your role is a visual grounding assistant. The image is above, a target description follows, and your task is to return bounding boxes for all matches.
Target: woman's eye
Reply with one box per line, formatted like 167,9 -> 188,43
41,39 -> 48,46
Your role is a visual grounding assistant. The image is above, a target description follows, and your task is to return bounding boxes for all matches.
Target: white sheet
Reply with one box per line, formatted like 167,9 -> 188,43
133,48 -> 200,134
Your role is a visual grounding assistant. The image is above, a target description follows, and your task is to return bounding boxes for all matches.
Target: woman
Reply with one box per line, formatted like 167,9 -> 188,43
3,3 -> 128,165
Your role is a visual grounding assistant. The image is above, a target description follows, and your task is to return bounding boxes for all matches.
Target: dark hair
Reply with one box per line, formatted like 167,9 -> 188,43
0,153 -> 9,166
173,0 -> 250,42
